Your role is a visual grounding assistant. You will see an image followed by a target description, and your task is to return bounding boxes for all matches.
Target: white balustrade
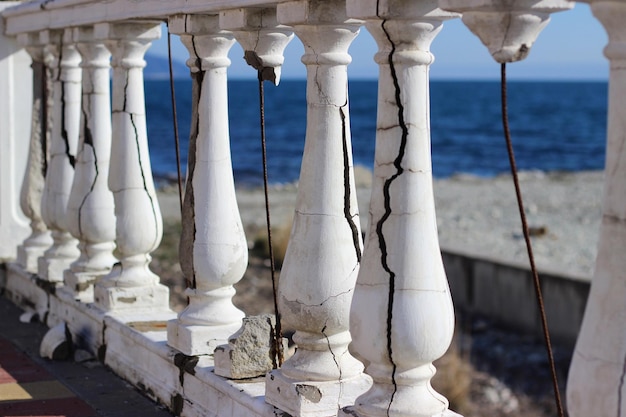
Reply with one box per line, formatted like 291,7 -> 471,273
341,2 -> 458,417
264,1 -> 371,415
166,14 -> 246,354
64,26 -> 116,301
92,22 -> 169,312
15,32 -> 52,273
567,1 -> 626,415
1,1 -> 622,417
38,28 -> 81,283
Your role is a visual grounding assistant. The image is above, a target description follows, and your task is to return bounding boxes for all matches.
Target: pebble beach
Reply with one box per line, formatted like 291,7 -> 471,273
158,169 -> 604,281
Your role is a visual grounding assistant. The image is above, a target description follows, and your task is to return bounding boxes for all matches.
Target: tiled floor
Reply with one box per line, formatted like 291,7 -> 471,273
0,336 -> 101,417
0,296 -> 173,417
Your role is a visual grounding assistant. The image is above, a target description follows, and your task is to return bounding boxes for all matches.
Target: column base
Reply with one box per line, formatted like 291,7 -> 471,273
63,269 -> 101,303
265,369 -> 372,417
166,319 -> 241,356
38,255 -> 73,283
17,244 -> 47,274
93,283 -> 169,312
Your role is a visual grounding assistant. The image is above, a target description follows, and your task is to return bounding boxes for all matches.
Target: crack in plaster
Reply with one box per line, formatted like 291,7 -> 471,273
289,288 -> 354,309
128,112 -> 160,253
77,99 -> 98,238
41,62 -> 49,178
376,6 -> 409,413
40,0 -> 55,10
618,349 -> 626,416
98,320 -> 107,362
321,322 -> 344,410
58,41 -> 76,170
185,36 -> 205,290
340,105 -> 362,263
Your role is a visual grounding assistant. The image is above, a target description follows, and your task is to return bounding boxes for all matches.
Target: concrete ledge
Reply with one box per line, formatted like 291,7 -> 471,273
443,247 -> 590,347
2,255 -> 586,416
1,262 -> 288,417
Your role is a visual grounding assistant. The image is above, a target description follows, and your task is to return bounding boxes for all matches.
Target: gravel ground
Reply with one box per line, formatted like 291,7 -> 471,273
155,169 -> 604,416
159,168 -> 603,279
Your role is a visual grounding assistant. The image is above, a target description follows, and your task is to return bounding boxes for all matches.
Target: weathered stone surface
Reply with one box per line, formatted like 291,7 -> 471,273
214,314 -> 287,379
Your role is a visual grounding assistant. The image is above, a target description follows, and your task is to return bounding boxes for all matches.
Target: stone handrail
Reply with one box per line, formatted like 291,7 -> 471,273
0,0 -> 623,416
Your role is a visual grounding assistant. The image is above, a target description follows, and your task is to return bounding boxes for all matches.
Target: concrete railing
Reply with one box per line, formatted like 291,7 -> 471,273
0,0 -> 624,416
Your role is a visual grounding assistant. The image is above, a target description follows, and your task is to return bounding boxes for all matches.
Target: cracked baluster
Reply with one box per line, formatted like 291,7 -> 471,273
166,14 -> 244,355
567,2 -> 626,416
16,32 -> 53,273
63,26 -> 116,301
264,2 -> 372,416
341,1 -> 459,416
220,7 -> 294,85
38,29 -> 81,283
92,22 -> 169,312
213,7 -> 294,375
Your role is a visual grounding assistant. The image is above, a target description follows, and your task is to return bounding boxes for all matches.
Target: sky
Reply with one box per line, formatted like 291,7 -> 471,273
149,3 -> 609,81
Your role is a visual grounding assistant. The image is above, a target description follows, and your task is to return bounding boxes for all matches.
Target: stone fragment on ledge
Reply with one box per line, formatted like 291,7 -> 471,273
214,314 -> 288,380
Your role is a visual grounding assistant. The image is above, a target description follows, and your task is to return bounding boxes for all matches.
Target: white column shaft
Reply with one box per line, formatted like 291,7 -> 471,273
93,22 -> 169,312
64,27 -> 116,299
345,1 -> 457,415
16,36 -> 52,272
567,2 -> 626,416
265,1 -> 371,415
38,29 -> 81,282
167,14 -> 245,355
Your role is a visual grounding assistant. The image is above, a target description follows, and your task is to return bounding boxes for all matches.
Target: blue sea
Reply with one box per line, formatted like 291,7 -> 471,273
145,80 -> 608,186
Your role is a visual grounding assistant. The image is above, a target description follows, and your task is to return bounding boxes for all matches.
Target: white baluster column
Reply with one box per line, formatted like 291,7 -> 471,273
38,29 -> 81,283
220,7 -> 294,85
166,14 -> 246,355
16,33 -> 52,273
64,26 -> 116,301
0,2 -> 31,261
342,2 -> 458,416
567,2 -> 626,415
93,22 -> 169,312
265,2 -> 371,415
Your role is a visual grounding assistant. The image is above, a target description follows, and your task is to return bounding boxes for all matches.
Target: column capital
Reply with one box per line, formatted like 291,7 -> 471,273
440,0 -> 573,62
169,14 -> 234,72
588,2 -> 626,61
73,27 -> 111,70
17,32 -> 46,62
220,7 -> 294,84
95,21 -> 160,69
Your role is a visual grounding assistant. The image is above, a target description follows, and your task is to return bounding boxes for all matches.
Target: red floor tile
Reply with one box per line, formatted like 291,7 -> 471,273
0,396 -> 99,417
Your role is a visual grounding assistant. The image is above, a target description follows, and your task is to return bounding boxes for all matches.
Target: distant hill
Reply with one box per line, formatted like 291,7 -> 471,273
144,54 -> 189,80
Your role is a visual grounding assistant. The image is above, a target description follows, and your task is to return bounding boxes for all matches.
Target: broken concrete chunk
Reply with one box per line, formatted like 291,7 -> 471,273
214,314 -> 288,379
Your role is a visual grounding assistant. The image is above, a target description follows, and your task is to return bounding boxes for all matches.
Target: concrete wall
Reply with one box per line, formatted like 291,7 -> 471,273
444,248 -> 590,347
